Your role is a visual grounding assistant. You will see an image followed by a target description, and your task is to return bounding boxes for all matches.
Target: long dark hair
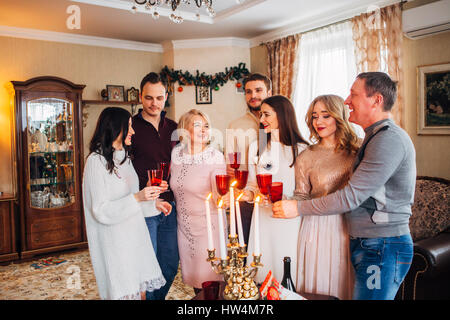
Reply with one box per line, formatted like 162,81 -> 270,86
258,95 -> 308,167
89,107 -> 131,173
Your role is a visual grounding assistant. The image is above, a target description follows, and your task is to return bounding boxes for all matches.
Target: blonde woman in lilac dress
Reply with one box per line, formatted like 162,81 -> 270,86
294,95 -> 359,300
170,109 -> 227,293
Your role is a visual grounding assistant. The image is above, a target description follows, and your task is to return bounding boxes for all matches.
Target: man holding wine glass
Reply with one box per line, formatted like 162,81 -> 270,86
226,73 -> 272,245
130,72 -> 179,300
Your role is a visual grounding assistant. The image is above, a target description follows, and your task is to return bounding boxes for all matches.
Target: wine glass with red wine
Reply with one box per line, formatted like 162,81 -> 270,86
215,174 -> 230,204
269,182 -> 283,203
235,170 -> 249,190
256,173 -> 272,206
148,169 -> 163,186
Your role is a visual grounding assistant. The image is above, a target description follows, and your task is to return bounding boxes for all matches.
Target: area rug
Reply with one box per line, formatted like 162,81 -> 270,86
0,249 -> 195,300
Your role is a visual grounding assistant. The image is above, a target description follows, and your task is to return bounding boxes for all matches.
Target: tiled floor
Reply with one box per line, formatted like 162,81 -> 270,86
0,249 -> 195,300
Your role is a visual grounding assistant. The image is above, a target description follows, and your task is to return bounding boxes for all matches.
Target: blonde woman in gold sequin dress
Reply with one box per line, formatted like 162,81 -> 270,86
294,95 -> 360,300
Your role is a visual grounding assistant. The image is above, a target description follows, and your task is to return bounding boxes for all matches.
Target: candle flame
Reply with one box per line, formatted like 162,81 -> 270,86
231,180 -> 237,188
236,192 -> 244,201
218,198 -> 224,208
255,195 -> 261,203
206,192 -> 212,201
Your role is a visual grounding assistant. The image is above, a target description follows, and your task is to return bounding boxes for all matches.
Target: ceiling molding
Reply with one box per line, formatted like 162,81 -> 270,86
249,0 -> 401,47
0,25 -> 163,52
213,0 -> 269,23
172,37 -> 251,49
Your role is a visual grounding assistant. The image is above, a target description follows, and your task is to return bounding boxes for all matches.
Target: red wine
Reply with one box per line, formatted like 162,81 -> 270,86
151,178 -> 162,186
150,169 -> 162,186
256,173 -> 272,195
281,257 -> 296,292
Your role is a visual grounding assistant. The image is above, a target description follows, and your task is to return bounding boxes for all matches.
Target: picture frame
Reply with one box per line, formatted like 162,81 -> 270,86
106,85 -> 125,102
417,62 -> 450,135
196,85 -> 212,105
126,87 -> 139,103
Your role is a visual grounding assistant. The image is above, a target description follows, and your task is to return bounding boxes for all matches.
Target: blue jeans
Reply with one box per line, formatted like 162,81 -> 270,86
350,234 -> 413,300
145,201 -> 179,300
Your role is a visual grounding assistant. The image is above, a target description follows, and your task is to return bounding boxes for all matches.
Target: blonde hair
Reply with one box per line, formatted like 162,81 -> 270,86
306,95 -> 359,155
177,109 -> 211,144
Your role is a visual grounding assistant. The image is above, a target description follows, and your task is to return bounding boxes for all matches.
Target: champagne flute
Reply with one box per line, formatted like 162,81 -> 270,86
158,162 -> 170,181
228,152 -> 241,177
158,162 -> 170,192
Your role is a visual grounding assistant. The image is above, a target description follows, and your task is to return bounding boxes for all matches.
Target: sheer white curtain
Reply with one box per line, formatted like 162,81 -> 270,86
293,21 -> 364,141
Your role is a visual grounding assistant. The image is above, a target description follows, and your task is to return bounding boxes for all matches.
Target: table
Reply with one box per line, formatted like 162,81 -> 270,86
193,281 -> 338,300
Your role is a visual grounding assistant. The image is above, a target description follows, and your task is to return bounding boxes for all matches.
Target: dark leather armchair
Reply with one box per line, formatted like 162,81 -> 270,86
396,176 -> 450,300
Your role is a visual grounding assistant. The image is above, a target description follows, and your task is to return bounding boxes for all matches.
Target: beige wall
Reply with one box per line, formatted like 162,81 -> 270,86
172,46 -> 251,151
0,36 -> 163,194
403,32 -> 450,179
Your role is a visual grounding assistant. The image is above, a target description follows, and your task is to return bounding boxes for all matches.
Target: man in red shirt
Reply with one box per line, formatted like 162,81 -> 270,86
131,72 -> 179,300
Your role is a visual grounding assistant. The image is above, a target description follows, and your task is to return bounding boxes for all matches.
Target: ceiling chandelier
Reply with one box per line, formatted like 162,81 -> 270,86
133,0 -> 215,24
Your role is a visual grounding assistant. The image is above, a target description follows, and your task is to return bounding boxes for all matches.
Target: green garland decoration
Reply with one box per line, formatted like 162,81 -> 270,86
160,63 -> 250,93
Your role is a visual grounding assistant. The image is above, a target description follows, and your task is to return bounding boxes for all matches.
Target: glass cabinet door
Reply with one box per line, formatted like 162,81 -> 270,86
27,98 -> 75,209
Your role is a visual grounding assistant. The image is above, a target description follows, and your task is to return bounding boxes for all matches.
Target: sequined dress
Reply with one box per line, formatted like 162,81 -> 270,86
170,144 -> 227,289
294,144 -> 355,300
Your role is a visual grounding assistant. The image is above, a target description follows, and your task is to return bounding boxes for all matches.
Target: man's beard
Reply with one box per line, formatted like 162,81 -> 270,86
247,104 -> 261,112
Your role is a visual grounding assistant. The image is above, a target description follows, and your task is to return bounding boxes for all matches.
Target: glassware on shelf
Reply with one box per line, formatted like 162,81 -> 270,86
26,97 -> 75,209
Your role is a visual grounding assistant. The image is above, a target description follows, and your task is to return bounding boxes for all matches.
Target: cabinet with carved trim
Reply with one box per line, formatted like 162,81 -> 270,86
11,76 -> 88,259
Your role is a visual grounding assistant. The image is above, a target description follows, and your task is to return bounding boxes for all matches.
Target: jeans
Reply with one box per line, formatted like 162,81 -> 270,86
145,201 -> 179,300
350,234 -> 413,300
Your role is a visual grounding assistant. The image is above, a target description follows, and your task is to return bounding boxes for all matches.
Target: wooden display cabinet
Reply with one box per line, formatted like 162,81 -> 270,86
12,76 -> 88,259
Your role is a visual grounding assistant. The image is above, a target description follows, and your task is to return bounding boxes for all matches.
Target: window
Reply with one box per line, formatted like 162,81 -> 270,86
293,21 -> 364,140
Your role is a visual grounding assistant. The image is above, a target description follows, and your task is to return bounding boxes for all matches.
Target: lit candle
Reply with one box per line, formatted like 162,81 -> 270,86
204,193 -> 214,251
235,192 -> 245,247
254,195 -> 261,256
229,180 -> 237,237
217,199 -> 227,260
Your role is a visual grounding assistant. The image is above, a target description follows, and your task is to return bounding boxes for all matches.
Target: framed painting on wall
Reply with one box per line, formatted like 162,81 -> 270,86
106,85 -> 125,102
417,62 -> 450,135
196,85 -> 212,105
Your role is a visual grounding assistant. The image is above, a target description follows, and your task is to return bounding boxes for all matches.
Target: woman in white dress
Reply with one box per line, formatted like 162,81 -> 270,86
83,107 -> 171,300
244,95 -> 308,284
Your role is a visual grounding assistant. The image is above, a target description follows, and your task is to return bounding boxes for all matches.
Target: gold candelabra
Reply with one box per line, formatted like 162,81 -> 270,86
207,235 -> 263,300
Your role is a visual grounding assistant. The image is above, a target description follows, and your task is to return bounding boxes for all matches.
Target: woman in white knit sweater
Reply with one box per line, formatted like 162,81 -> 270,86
82,107 -> 171,300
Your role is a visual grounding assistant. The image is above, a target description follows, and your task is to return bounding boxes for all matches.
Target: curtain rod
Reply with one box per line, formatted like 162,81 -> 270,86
259,0 -> 406,46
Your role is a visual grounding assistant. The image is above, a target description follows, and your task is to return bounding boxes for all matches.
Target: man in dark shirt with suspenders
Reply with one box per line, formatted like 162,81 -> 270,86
274,72 -> 416,300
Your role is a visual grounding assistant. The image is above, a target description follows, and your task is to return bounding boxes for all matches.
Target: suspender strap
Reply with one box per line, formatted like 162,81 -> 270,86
353,125 -> 389,223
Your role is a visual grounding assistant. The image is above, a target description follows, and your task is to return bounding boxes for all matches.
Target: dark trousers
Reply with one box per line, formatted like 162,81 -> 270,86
145,201 -> 179,300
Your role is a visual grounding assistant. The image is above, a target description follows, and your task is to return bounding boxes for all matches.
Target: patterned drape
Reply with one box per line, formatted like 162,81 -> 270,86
351,3 -> 404,127
265,34 -> 301,100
